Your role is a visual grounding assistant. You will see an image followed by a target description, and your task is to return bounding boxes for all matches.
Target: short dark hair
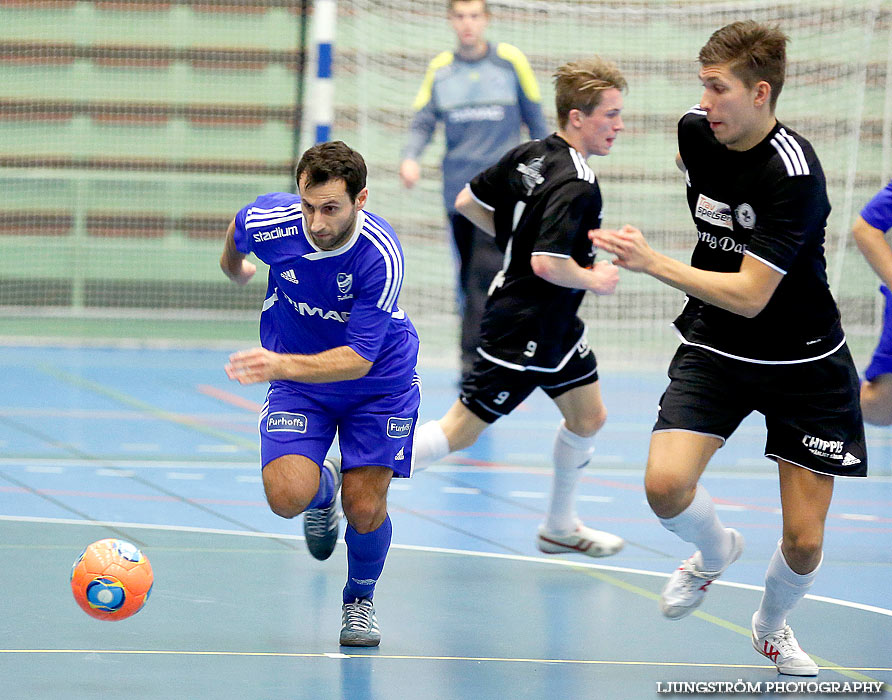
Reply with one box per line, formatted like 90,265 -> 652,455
699,20 -> 788,110
294,141 -> 367,201
553,57 -> 627,130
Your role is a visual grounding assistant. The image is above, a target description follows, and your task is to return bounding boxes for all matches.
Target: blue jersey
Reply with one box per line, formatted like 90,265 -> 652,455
233,192 -> 419,396
402,42 -> 548,212
861,180 -> 892,233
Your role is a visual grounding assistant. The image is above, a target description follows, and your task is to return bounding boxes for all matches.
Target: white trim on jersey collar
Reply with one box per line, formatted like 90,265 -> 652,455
302,210 -> 366,260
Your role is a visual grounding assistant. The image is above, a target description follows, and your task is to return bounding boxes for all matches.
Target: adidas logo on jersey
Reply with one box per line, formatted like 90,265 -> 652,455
280,269 -> 298,284
842,452 -> 861,467
394,447 -> 405,461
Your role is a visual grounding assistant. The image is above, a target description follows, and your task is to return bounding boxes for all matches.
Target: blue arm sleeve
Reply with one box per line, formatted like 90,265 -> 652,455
861,180 -> 892,233
233,205 -> 253,255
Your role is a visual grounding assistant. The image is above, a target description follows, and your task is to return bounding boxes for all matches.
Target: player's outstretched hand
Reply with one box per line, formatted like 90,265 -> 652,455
225,347 -> 282,384
589,225 -> 653,272
229,259 -> 257,286
588,260 -> 619,295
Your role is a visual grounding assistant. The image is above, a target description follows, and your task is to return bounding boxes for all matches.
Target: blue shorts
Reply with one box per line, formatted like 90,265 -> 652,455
259,374 -> 421,478
865,285 -> 892,381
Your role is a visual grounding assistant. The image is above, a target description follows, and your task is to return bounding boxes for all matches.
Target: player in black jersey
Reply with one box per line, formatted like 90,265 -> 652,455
592,21 -> 867,676
412,56 -> 626,558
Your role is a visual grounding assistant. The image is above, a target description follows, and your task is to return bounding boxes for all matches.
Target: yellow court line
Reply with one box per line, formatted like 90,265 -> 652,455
38,365 -> 258,452
0,649 -> 889,673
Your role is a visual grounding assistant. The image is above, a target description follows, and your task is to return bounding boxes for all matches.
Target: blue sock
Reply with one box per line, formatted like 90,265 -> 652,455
343,514 -> 392,604
306,462 -> 335,510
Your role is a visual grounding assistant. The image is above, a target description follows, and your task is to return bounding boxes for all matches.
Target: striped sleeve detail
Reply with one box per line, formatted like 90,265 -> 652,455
569,148 -> 596,183
245,204 -> 302,230
496,42 -> 541,102
412,51 -> 453,111
361,219 -> 404,312
686,104 -> 707,116
770,128 -> 810,177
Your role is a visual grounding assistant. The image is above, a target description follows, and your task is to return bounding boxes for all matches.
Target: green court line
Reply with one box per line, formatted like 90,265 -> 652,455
38,364 -> 259,452
570,564 -> 889,687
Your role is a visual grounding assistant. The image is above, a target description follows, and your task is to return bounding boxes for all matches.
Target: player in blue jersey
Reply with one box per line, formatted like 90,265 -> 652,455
220,141 -> 420,647
400,0 -> 547,380
852,179 -> 892,425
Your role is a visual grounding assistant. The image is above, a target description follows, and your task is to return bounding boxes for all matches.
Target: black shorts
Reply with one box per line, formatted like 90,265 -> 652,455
654,344 -> 867,477
459,337 -> 598,423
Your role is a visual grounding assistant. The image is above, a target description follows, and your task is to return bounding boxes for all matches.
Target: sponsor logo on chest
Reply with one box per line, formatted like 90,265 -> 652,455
695,193 -> 733,230
253,224 -> 299,243
447,105 -> 505,123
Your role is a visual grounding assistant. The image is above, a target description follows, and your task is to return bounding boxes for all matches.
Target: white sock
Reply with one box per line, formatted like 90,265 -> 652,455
658,484 -> 733,571
412,420 -> 450,472
753,540 -> 821,636
545,420 -> 595,533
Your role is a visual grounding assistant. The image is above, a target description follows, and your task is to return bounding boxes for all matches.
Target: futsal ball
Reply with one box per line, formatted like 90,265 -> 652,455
70,539 -> 153,621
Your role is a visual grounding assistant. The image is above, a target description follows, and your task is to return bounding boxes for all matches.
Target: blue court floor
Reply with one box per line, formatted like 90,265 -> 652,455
0,345 -> 889,699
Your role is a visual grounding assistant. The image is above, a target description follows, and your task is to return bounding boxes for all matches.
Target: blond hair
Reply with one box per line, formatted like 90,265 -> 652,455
553,57 -> 627,130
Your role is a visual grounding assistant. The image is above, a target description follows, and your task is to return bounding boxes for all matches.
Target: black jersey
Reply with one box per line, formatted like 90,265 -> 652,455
468,133 -> 602,371
674,108 -> 844,363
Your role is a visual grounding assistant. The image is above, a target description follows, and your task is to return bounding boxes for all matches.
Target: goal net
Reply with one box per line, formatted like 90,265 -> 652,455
0,0 -> 888,371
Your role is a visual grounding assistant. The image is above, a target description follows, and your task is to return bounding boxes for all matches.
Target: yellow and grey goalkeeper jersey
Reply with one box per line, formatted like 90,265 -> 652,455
402,42 -> 547,212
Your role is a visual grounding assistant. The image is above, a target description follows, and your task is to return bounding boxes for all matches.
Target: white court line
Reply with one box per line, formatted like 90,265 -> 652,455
166,472 -> 205,481
441,487 -> 480,495
1,514 -> 889,619
3,458 -> 892,482
95,468 -> 135,478
197,445 -> 241,453
121,443 -> 161,452
0,458 -> 258,470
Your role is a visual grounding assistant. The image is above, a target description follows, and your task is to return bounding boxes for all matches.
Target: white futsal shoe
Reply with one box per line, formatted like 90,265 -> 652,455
751,614 -> 819,676
340,598 -> 381,647
536,519 -> 625,558
659,528 -> 744,620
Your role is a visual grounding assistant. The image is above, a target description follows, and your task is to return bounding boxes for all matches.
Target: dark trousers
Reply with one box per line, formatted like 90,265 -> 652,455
448,212 -> 505,380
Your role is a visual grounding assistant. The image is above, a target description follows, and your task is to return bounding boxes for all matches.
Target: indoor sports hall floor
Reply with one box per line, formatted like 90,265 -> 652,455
0,345 -> 889,700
